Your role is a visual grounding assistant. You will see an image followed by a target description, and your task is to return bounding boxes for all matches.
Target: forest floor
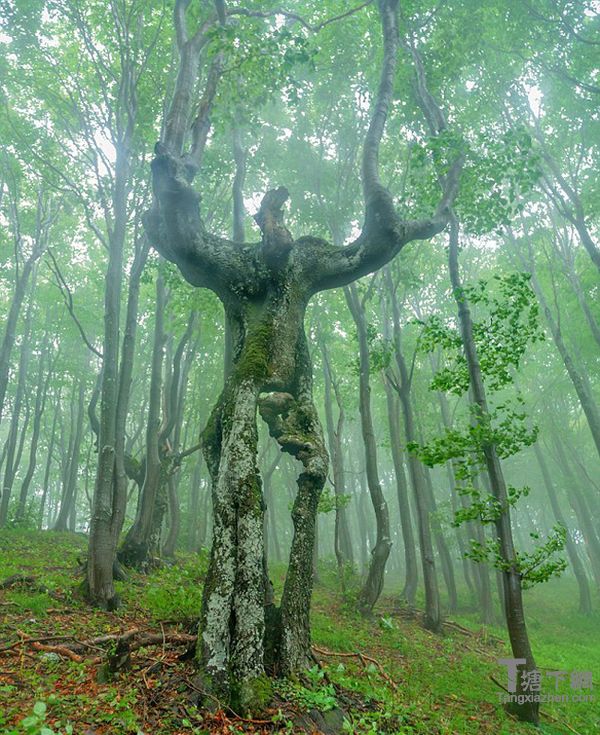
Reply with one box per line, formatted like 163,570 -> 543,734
0,530 -> 597,735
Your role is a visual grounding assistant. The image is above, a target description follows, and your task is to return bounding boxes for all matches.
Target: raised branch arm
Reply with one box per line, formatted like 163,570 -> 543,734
144,148 -> 257,296
309,0 -> 462,293
254,186 -> 294,269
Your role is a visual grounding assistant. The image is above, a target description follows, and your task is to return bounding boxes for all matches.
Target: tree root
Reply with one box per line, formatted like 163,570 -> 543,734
311,645 -> 398,691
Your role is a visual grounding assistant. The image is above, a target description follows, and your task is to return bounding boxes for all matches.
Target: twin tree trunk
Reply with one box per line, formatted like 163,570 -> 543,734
197,287 -> 328,707
142,0 -> 460,710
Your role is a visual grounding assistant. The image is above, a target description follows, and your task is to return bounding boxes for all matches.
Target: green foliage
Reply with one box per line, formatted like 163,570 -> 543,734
141,555 -> 207,622
318,487 -> 352,514
418,272 -> 544,395
411,265 -> 566,587
409,399 -> 538,477
466,524 -> 567,588
405,126 -> 540,234
274,667 -> 337,713
7,701 -> 73,735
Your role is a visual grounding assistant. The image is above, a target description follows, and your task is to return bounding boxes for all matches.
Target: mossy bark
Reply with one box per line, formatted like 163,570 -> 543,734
145,0 -> 460,692
192,270 -> 327,709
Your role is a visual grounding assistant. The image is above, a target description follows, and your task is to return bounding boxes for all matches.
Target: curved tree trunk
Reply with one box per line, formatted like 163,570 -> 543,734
345,283 -> 392,615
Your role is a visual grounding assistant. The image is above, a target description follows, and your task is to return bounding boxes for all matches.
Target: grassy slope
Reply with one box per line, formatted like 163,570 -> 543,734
0,530 -> 597,735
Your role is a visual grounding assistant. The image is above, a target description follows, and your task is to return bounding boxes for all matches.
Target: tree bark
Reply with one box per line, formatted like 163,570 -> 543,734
382,375 -> 418,606
53,381 -> 86,532
533,444 -> 592,614
345,283 -> 391,615
449,215 -> 538,724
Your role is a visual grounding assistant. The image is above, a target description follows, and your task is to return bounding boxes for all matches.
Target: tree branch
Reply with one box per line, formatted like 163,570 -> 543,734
227,1 -> 374,33
46,249 -> 103,359
308,0 -> 462,292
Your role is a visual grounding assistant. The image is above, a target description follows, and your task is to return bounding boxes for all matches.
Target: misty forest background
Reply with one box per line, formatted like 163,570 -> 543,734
0,1 -> 599,734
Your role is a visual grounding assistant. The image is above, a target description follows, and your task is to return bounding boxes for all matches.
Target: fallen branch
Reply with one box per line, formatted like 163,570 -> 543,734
489,674 -> 510,694
4,628 -> 197,665
444,619 -> 503,645
0,632 -> 76,654
29,641 -> 85,663
312,645 -> 398,691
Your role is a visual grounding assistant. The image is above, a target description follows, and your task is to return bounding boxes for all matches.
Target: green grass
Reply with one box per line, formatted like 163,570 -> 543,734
0,530 -> 598,734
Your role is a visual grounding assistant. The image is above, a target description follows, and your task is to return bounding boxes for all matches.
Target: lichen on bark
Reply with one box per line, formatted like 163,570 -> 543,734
143,0 -> 461,711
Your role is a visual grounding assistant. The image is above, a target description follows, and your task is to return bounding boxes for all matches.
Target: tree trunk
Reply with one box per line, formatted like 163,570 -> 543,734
321,339 -> 354,576
53,381 -> 86,532
422,464 -> 458,614
162,476 -> 181,558
16,332 -> 52,522
38,396 -> 60,529
382,375 -> 418,606
0,191 -> 49,428
261,450 -> 280,566
345,283 -> 391,615
534,444 -> 592,614
549,435 -> 600,591
86,132 -> 132,608
0,285 -> 35,526
386,273 -> 441,631
119,273 -> 167,567
449,215 -> 538,724
510,233 -> 600,459
188,458 -> 203,551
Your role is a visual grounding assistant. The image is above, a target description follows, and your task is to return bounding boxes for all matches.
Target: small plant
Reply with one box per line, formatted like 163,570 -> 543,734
17,701 -> 72,735
274,671 -> 338,713
271,709 -> 295,732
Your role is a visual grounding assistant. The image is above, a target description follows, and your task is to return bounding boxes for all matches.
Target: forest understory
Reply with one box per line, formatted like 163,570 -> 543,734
2,0 -> 600,733
0,531 -> 597,735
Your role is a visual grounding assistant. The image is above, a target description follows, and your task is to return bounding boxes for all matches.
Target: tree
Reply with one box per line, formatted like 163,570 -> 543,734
144,0 -> 460,709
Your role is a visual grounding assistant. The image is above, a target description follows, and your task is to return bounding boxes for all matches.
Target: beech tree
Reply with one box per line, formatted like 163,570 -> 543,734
143,0 -> 460,709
